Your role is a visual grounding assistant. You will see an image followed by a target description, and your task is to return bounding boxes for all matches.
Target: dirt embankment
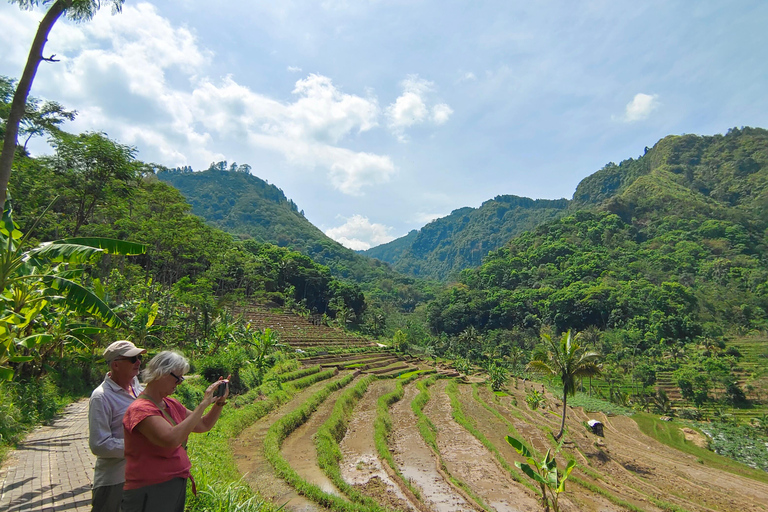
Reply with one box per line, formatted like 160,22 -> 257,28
424,379 -> 540,512
232,375 -> 345,512
338,379 -> 417,512
390,380 -> 476,512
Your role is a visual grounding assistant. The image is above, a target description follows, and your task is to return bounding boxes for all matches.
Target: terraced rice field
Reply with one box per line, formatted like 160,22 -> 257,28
230,352 -> 768,512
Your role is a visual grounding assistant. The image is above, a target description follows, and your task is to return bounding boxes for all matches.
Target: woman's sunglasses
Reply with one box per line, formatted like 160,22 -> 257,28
115,355 -> 142,363
170,372 -> 185,384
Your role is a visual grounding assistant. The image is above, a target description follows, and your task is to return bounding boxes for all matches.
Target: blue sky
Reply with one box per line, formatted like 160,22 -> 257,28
2,1 -> 767,249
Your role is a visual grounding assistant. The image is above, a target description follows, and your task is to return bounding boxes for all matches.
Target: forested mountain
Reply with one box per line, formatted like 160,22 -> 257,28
427,127 -> 768,343
363,195 -> 569,281
156,164 -> 434,310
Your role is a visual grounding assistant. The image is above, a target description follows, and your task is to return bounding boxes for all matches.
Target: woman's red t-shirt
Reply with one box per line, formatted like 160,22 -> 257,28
122,396 -> 191,490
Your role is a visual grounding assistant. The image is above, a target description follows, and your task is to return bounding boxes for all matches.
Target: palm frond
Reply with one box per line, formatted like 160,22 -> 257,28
42,276 -> 125,329
57,237 -> 147,255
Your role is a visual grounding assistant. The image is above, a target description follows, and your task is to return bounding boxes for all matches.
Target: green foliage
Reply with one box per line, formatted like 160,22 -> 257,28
364,195 -> 569,281
156,166 -> 432,314
485,360 -> 509,391
701,421 -> 768,472
527,330 -> 601,439
505,435 -> 576,512
525,388 -> 547,410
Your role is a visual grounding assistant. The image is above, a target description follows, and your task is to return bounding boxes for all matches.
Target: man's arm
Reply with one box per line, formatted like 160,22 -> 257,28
88,395 -> 124,458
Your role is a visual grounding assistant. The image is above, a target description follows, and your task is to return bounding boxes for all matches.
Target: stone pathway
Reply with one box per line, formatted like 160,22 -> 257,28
0,399 -> 95,512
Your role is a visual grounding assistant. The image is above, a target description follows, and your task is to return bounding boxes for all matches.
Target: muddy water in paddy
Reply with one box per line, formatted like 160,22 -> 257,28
338,379 -> 417,512
232,375 -> 347,512
423,379 -> 540,512
389,380 -> 475,512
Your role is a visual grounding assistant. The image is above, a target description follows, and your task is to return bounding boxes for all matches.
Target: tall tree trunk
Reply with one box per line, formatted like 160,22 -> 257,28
555,391 -> 567,440
0,0 -> 72,211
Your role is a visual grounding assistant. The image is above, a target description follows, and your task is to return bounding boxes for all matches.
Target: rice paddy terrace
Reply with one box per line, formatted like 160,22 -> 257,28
232,305 -> 375,350
228,350 -> 768,512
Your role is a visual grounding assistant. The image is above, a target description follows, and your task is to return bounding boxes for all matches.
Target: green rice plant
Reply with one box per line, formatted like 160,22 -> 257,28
186,358 -> 338,512
446,381 -> 530,489
472,384 -> 524,432
197,479 -> 270,512
274,364 -> 321,383
285,368 -> 338,392
568,392 -> 633,416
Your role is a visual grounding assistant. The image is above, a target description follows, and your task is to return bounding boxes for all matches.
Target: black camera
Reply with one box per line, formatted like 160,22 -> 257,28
213,380 -> 229,398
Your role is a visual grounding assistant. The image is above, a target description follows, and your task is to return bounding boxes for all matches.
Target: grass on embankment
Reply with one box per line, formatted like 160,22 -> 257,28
184,360 -> 339,512
263,372 -> 383,512
411,377 -> 491,512
445,381 -> 531,491
314,374 -> 392,511
633,412 -> 768,484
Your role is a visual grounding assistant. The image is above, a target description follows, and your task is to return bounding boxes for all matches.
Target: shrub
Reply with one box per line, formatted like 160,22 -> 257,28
677,408 -> 702,421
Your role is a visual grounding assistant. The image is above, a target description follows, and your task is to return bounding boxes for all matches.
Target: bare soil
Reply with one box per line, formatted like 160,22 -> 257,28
338,379 -> 416,512
390,380 -> 476,512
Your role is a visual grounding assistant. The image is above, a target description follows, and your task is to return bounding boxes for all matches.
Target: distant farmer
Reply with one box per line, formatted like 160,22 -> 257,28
88,340 -> 146,512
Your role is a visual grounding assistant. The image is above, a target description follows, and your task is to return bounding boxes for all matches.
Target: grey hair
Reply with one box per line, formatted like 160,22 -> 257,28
141,351 -> 190,383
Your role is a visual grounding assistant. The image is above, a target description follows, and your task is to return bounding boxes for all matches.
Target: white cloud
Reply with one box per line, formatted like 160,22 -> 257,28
459,71 -> 477,82
7,3 -> 393,195
386,74 -> 452,141
432,103 -> 453,124
325,214 -> 396,250
287,65 -> 302,72
622,93 -> 659,122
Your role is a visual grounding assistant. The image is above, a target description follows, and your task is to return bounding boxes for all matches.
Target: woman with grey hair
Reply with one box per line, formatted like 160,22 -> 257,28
121,351 -> 229,512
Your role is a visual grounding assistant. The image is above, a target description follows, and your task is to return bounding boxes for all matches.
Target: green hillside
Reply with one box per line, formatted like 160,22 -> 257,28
156,164 -> 433,309
363,195 -> 569,281
428,127 -> 768,337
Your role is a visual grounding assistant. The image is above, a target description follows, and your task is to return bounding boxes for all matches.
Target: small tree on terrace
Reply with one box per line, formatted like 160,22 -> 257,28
528,330 -> 601,441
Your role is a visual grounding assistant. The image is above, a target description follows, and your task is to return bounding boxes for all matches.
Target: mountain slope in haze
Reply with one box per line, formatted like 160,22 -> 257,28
363,195 -> 569,281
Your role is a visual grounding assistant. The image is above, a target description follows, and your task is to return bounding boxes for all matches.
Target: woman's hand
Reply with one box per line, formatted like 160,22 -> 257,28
203,375 -> 231,406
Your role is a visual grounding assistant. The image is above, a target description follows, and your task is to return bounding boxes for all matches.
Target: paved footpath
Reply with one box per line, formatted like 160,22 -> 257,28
0,399 -> 95,512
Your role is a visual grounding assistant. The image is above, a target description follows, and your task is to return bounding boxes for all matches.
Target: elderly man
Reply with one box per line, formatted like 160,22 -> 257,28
88,340 -> 146,512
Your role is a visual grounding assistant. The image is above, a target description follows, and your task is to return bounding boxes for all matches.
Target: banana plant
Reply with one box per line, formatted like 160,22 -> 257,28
505,435 -> 576,512
0,200 -> 146,380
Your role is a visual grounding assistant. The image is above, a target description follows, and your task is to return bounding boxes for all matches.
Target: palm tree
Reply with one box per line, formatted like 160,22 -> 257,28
527,330 -> 602,441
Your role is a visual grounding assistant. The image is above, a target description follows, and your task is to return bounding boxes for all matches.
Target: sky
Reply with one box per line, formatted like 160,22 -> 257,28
2,1 -> 768,250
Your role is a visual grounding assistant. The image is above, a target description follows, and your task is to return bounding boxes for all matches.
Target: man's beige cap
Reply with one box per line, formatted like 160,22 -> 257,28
103,340 -> 147,362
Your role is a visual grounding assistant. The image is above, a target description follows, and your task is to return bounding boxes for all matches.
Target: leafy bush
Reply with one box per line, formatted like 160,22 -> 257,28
525,388 -> 547,410
677,408 -> 702,421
